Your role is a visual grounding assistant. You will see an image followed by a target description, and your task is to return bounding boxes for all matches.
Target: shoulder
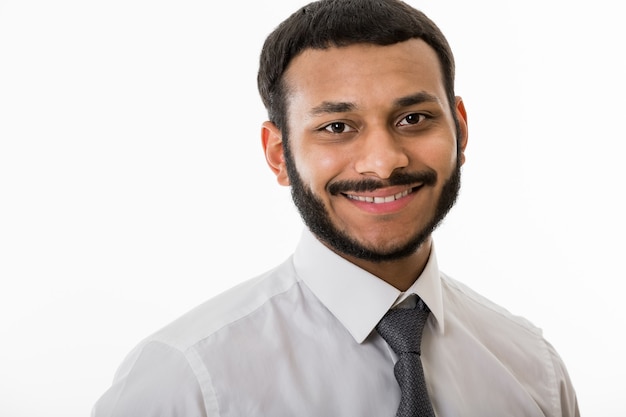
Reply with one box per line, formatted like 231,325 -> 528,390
439,273 -> 580,415
440,272 -> 542,337
150,254 -> 301,351
93,340 -> 208,417
93,256 -> 302,416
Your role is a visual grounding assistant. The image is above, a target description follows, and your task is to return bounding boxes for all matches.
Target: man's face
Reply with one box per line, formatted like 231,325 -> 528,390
264,39 -> 468,263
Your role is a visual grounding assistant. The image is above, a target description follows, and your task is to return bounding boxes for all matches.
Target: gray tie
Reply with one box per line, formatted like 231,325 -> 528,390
376,298 -> 435,417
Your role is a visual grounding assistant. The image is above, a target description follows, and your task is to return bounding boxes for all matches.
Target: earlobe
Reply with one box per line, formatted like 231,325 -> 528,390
261,121 -> 290,186
455,96 -> 469,166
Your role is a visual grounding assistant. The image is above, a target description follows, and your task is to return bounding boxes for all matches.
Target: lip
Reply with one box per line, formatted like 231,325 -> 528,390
342,184 -> 422,214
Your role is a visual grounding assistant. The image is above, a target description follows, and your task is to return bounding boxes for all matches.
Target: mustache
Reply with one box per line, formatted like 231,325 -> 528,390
328,170 -> 437,195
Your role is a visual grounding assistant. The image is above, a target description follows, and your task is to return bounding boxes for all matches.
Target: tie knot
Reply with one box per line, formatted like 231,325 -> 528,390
376,299 -> 430,355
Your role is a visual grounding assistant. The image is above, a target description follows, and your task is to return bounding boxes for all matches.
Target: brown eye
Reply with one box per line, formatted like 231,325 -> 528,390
398,113 -> 426,126
323,122 -> 354,134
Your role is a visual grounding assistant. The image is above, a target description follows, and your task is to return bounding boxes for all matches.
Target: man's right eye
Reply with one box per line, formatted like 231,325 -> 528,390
323,122 -> 354,134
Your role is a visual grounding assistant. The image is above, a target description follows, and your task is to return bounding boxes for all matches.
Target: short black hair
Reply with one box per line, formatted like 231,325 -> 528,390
257,0 -> 456,133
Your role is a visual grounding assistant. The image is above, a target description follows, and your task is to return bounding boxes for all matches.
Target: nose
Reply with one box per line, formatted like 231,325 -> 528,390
354,127 -> 409,179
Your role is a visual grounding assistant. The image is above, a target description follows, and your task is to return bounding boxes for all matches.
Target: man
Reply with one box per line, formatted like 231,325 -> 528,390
93,0 -> 579,415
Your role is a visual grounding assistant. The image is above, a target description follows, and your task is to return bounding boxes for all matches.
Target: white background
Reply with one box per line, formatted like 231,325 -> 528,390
1,0 -> 624,415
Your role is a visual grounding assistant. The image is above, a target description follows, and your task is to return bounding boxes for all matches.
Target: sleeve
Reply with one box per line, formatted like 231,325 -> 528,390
91,341 -> 209,417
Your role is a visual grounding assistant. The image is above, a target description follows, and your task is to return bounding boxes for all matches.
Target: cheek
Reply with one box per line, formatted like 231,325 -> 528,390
413,139 -> 458,173
294,146 -> 348,189
444,144 -> 460,169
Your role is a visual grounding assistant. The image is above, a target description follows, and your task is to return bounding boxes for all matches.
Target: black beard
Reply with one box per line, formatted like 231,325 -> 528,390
283,141 -> 461,263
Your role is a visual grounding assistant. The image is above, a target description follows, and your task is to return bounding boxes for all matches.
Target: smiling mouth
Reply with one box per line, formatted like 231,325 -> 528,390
344,186 -> 418,204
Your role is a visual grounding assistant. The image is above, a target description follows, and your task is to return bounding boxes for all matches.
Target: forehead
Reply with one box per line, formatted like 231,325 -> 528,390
283,39 -> 446,112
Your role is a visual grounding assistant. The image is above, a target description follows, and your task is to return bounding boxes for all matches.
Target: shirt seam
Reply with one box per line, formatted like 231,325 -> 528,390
542,337 -> 563,416
187,274 -> 304,348
168,274 -> 305,416
186,344 -> 218,417
109,340 -> 209,417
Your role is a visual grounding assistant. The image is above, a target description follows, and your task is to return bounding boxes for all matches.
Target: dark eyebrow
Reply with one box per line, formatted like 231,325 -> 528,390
308,92 -> 440,117
394,91 -> 441,108
309,101 -> 357,117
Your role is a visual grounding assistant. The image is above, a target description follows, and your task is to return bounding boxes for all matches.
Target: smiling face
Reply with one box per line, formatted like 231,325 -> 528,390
263,38 -> 468,268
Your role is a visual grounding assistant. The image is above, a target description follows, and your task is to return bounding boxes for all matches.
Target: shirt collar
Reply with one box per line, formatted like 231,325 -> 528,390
293,228 -> 445,344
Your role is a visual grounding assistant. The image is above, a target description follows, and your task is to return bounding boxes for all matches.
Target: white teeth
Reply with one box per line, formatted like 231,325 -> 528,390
347,189 -> 411,203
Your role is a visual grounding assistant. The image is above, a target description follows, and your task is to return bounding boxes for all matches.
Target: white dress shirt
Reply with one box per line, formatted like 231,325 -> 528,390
92,229 -> 579,416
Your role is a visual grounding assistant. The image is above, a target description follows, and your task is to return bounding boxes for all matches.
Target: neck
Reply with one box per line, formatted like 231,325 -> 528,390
341,237 -> 433,291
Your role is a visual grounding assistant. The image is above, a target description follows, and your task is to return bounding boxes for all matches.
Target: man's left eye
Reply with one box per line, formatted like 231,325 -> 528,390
398,113 -> 426,126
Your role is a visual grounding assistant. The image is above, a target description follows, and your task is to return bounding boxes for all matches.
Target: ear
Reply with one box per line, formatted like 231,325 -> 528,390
455,96 -> 469,166
261,121 -> 290,186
